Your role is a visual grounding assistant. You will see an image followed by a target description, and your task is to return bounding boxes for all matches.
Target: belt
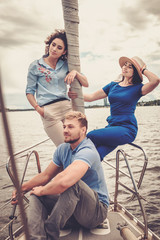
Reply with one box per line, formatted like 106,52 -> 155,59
42,98 -> 68,107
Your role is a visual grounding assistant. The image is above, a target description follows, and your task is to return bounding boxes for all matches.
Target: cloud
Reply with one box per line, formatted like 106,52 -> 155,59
139,0 -> 160,18
121,9 -> 150,29
0,0 -> 160,107
81,52 -> 102,61
0,2 -> 40,47
0,0 -> 63,48
120,0 -> 160,30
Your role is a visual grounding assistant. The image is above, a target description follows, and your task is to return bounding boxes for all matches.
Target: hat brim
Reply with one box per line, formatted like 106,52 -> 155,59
119,56 -> 143,81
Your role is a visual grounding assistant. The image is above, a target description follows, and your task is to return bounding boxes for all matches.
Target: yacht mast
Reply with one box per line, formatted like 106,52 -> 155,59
61,0 -> 85,113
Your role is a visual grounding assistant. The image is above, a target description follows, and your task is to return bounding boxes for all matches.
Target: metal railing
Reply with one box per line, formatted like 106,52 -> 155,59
0,139 -> 51,239
103,142 -> 148,239
4,139 -> 49,240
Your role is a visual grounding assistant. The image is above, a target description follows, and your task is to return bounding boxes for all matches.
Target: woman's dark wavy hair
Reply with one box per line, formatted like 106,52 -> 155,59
44,29 -> 68,61
121,64 -> 142,84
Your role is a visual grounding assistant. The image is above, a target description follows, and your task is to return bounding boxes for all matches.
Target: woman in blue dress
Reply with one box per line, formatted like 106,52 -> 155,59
69,56 -> 159,160
26,30 -> 88,146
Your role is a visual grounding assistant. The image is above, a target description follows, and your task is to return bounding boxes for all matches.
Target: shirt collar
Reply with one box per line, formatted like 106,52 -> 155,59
72,137 -> 87,154
38,57 -> 65,70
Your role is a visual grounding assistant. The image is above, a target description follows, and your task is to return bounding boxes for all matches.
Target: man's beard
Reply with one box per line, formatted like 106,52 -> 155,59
64,136 -> 80,144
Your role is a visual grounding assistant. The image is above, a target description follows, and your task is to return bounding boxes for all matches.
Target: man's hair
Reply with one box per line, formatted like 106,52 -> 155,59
65,111 -> 88,130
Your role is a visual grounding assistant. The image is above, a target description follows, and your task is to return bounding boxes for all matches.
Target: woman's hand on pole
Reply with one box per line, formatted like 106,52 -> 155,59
64,70 -> 77,85
65,70 -> 89,87
68,88 -> 78,99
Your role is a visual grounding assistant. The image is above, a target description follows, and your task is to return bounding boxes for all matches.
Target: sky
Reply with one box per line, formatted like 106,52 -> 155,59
0,0 -> 160,108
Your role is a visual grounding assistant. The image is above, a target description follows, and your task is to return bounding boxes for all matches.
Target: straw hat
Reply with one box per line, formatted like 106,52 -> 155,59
119,56 -> 146,81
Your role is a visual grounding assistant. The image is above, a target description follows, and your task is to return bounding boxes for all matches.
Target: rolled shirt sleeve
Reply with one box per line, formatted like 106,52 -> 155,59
26,60 -> 38,96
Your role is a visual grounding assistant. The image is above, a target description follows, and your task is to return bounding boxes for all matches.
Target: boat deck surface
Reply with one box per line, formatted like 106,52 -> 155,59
58,211 -> 141,240
16,207 -> 158,240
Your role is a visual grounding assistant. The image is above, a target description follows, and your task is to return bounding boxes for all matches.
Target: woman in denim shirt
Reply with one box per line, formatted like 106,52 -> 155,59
26,30 -> 88,146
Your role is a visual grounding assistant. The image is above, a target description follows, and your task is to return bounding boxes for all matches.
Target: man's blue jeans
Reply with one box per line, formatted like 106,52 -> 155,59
27,180 -> 108,240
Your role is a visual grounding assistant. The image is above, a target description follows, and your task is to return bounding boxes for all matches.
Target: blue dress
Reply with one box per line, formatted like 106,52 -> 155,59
87,81 -> 143,160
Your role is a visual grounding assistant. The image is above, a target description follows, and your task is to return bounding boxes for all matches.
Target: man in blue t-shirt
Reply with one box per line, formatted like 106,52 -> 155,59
12,111 -> 109,240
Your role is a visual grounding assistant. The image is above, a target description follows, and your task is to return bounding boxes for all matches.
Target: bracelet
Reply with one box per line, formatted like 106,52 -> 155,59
34,104 -> 39,109
142,68 -> 147,74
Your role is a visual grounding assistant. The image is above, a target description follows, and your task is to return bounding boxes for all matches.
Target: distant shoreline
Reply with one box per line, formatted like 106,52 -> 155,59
2,99 -> 160,112
1,99 -> 160,112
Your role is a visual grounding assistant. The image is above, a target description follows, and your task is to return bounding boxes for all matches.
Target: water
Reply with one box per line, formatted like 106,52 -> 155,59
0,106 -> 160,239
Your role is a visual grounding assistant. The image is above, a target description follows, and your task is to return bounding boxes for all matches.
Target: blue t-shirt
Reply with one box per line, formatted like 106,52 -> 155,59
26,57 -> 69,106
53,138 -> 109,207
103,81 -> 143,133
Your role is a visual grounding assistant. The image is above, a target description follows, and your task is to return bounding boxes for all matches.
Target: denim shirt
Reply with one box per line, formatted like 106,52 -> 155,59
26,57 -> 69,106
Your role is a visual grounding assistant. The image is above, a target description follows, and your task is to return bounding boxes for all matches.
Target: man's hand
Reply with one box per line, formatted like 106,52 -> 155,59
11,189 -> 26,205
30,186 -> 43,196
11,190 -> 18,205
